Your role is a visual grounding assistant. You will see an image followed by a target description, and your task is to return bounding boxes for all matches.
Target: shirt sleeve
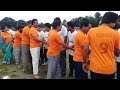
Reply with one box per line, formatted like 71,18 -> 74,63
84,30 -> 91,44
56,33 -> 62,44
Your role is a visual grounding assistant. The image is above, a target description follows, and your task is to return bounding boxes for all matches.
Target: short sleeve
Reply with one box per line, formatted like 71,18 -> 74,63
56,33 -> 62,44
78,34 -> 86,47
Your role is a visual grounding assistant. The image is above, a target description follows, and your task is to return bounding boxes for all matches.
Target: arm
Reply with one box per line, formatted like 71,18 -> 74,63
114,48 -> 119,57
34,36 -> 46,44
60,41 -> 74,51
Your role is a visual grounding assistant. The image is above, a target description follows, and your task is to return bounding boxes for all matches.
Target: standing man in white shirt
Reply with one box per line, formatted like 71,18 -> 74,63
42,23 -> 51,65
67,21 -> 77,78
37,25 -> 45,65
54,17 -> 67,77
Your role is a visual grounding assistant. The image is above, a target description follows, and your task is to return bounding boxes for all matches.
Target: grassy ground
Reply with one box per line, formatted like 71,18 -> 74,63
0,49 -> 71,79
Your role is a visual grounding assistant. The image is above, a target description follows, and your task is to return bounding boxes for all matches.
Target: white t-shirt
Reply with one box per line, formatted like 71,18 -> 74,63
59,25 -> 67,42
117,29 -> 120,62
43,31 -> 49,49
38,30 -> 45,39
68,30 -> 77,56
8,29 -> 16,37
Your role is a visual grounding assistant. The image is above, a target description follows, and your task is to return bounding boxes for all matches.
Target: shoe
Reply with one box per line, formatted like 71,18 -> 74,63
18,65 -> 22,69
34,74 -> 41,79
23,69 -> 33,74
3,61 -> 6,64
42,62 -> 47,66
7,62 -> 10,64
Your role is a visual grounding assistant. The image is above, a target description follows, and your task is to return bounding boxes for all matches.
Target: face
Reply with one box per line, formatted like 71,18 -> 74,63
67,25 -> 71,31
33,20 -> 38,28
4,27 -> 9,32
37,27 -> 41,32
44,27 -> 49,32
83,23 -> 91,34
57,23 -> 62,31
28,23 -> 32,28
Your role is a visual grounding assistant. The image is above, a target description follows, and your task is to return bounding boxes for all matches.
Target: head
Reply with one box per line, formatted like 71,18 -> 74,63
52,19 -> 62,32
44,23 -> 51,32
17,25 -> 23,33
54,17 -> 61,22
101,12 -> 118,28
37,25 -> 42,32
2,26 -> 9,32
32,19 -> 38,28
67,21 -> 74,32
80,18 -> 91,34
27,20 -> 32,28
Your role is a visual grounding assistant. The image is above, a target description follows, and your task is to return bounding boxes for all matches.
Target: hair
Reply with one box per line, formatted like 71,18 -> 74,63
44,23 -> 51,28
17,25 -> 23,30
1,25 -> 7,30
67,21 -> 74,28
101,12 -> 118,24
32,19 -> 38,25
54,17 -> 61,22
52,20 -> 61,29
79,18 -> 90,28
27,20 -> 32,25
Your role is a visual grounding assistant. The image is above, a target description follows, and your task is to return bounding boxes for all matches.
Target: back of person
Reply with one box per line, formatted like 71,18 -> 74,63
47,30 -> 62,56
87,25 -> 119,74
22,26 -> 30,45
13,31 -> 22,47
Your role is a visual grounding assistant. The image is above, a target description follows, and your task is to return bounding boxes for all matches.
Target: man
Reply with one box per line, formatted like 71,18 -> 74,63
54,17 -> 67,77
67,21 -> 77,77
83,12 -> 119,79
42,23 -> 51,65
13,25 -> 23,68
73,18 -> 91,79
47,19 -> 74,79
29,19 -> 46,79
21,20 -> 32,73
37,25 -> 45,65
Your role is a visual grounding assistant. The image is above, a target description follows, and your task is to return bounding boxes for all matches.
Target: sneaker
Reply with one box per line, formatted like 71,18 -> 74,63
7,62 -> 10,64
3,61 -> 6,64
18,65 -> 22,69
34,74 -> 41,79
42,62 -> 47,66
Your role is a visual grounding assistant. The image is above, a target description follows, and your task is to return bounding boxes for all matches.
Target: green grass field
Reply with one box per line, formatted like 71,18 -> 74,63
0,49 -> 71,79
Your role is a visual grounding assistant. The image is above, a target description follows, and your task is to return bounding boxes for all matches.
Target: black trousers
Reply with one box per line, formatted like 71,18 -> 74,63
74,61 -> 88,79
69,54 -> 75,76
117,62 -> 120,79
90,71 -> 115,79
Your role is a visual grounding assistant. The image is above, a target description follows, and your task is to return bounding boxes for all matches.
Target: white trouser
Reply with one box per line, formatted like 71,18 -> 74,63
30,47 -> 40,75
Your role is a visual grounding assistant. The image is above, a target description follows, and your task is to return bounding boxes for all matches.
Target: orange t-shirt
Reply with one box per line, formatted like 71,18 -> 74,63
1,31 -> 12,43
29,27 -> 41,48
84,25 -> 119,74
13,31 -> 22,47
73,31 -> 86,62
47,30 -> 62,56
21,26 -> 30,45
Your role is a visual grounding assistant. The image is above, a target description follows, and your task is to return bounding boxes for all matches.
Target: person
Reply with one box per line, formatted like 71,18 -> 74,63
29,19 -> 46,79
13,25 -> 23,68
73,18 -> 91,79
83,12 -> 119,79
1,26 -> 13,64
42,23 -> 51,65
37,25 -> 45,65
47,19 -> 74,79
54,17 -> 68,77
67,21 -> 77,77
116,28 -> 120,79
21,20 -> 33,74
8,27 -> 16,38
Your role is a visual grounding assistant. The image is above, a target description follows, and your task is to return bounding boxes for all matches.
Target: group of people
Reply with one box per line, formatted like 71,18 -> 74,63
0,11 -> 120,79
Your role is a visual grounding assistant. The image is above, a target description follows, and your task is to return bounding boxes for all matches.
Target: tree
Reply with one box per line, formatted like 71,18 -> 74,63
16,20 -> 26,26
0,17 -> 16,28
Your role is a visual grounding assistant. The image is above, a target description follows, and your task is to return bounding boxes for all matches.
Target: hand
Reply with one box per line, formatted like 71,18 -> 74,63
82,62 -> 88,73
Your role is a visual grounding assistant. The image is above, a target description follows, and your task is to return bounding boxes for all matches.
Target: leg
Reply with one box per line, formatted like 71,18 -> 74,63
47,56 -> 59,79
30,47 -> 40,79
69,54 -> 74,77
60,51 -> 66,77
117,62 -> 120,79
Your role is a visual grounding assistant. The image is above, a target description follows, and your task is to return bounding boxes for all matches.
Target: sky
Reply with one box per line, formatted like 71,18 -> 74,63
0,11 -> 120,23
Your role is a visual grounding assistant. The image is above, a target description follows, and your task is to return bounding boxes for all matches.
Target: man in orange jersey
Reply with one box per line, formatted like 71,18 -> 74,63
29,19 -> 46,79
47,19 -> 74,79
83,12 -> 119,79
73,18 -> 91,79
13,26 -> 23,68
21,20 -> 32,74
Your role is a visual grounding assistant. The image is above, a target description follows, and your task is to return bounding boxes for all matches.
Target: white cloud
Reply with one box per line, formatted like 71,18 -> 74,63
0,11 -> 119,23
